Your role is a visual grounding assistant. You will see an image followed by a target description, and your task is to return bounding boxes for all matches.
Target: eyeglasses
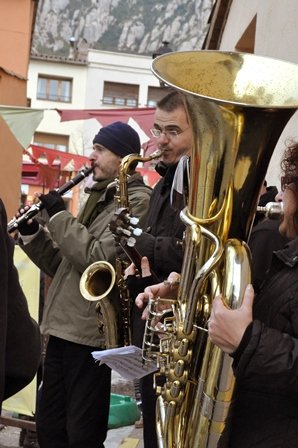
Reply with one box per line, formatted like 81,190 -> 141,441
281,175 -> 298,191
150,127 -> 188,138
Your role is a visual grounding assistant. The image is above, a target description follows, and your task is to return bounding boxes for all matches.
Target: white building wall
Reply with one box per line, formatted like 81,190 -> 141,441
218,0 -> 298,186
28,50 -> 161,157
86,50 -> 160,108
82,50 -> 160,150
28,58 -> 88,154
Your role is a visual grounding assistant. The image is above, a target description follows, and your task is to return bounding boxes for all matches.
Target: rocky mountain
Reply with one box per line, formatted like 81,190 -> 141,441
32,0 -> 213,57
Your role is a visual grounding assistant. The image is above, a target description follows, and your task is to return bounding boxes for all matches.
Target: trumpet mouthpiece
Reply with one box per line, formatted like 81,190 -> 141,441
257,202 -> 283,220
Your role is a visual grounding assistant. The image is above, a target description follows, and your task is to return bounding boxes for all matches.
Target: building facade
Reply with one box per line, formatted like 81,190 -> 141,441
26,48 -> 165,214
0,0 -> 38,217
28,48 -> 164,156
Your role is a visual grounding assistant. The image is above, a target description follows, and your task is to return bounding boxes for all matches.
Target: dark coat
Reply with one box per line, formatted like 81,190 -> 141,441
248,218 -> 288,292
0,199 -> 41,409
133,162 -> 185,280
129,163 -> 185,351
220,238 -> 298,448
128,163 -> 186,448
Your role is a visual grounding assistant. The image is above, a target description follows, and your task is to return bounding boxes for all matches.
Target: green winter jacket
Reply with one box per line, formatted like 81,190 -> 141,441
21,172 -> 151,348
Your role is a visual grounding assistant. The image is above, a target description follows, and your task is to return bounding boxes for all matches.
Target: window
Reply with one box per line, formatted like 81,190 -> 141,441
33,132 -> 69,152
37,76 -> 72,102
103,81 -> 139,107
147,86 -> 168,107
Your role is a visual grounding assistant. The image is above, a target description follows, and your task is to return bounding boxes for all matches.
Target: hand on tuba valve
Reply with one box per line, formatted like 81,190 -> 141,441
136,271 -> 180,361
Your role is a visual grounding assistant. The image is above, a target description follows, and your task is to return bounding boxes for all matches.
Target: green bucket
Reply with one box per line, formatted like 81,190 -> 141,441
108,393 -> 141,429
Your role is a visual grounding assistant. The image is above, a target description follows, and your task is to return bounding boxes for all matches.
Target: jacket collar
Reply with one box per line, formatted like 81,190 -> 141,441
155,162 -> 178,193
274,238 -> 298,267
91,171 -> 149,204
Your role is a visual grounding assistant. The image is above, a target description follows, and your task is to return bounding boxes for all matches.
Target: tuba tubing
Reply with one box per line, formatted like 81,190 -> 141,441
147,50 -> 298,448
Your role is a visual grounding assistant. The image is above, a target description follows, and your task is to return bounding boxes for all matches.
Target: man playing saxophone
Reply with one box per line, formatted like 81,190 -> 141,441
123,90 -> 192,448
14,122 -> 151,448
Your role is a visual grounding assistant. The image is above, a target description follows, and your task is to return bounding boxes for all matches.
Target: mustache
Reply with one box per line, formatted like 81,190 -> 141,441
158,145 -> 171,151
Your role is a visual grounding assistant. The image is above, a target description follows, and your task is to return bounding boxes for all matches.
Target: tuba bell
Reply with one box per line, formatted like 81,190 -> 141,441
144,50 -> 298,447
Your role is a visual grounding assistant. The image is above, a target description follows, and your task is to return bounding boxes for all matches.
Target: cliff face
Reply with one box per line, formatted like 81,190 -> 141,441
32,0 -> 213,57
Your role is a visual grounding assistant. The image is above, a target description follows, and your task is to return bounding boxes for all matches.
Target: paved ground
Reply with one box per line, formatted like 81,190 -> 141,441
0,422 -> 144,448
0,372 -> 144,448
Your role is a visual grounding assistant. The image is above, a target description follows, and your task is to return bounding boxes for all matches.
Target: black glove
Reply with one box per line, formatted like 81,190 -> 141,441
17,218 -> 39,236
126,274 -> 155,300
14,204 -> 39,236
39,190 -> 66,218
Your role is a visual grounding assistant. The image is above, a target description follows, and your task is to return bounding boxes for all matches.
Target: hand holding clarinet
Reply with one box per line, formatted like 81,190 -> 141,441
7,166 -> 92,234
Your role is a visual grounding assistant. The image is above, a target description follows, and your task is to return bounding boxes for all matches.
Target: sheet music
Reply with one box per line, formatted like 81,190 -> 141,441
92,345 -> 158,380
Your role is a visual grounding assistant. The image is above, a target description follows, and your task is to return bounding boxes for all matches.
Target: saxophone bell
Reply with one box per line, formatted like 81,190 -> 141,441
79,261 -> 116,301
80,261 -> 118,348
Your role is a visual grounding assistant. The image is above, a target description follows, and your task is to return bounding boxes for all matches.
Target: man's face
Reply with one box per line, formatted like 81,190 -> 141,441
89,144 -> 121,181
151,106 -> 192,165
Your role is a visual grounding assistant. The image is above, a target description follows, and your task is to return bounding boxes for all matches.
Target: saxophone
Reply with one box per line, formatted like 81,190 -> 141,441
80,149 -> 162,348
110,149 -> 162,346
143,50 -> 298,447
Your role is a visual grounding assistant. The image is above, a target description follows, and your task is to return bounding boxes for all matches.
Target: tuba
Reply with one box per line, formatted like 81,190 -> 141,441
144,50 -> 298,447
80,149 -> 162,348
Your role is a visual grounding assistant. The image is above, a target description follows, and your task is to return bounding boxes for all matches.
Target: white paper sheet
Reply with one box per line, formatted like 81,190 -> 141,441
92,345 -> 158,380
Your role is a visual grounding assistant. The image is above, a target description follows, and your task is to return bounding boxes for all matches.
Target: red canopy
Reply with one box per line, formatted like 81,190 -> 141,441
22,145 -> 90,189
22,144 -> 160,189
56,107 -> 156,137
29,145 -> 89,171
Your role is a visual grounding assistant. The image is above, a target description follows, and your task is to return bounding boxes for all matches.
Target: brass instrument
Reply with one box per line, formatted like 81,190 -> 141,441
111,148 -> 162,275
7,166 -> 93,233
113,149 -> 162,346
144,50 -> 298,447
257,201 -> 283,219
80,261 -> 118,349
80,149 -> 162,348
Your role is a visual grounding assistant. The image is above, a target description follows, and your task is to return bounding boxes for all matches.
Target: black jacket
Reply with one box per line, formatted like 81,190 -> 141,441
248,218 -> 288,292
0,199 -> 41,409
133,162 -> 185,280
220,238 -> 298,447
129,163 -> 185,349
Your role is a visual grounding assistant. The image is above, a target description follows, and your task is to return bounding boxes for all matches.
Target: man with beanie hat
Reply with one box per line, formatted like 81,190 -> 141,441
92,121 -> 141,157
15,121 -> 152,448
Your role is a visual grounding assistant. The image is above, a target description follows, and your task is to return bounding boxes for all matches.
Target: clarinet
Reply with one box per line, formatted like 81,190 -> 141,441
7,166 -> 93,233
